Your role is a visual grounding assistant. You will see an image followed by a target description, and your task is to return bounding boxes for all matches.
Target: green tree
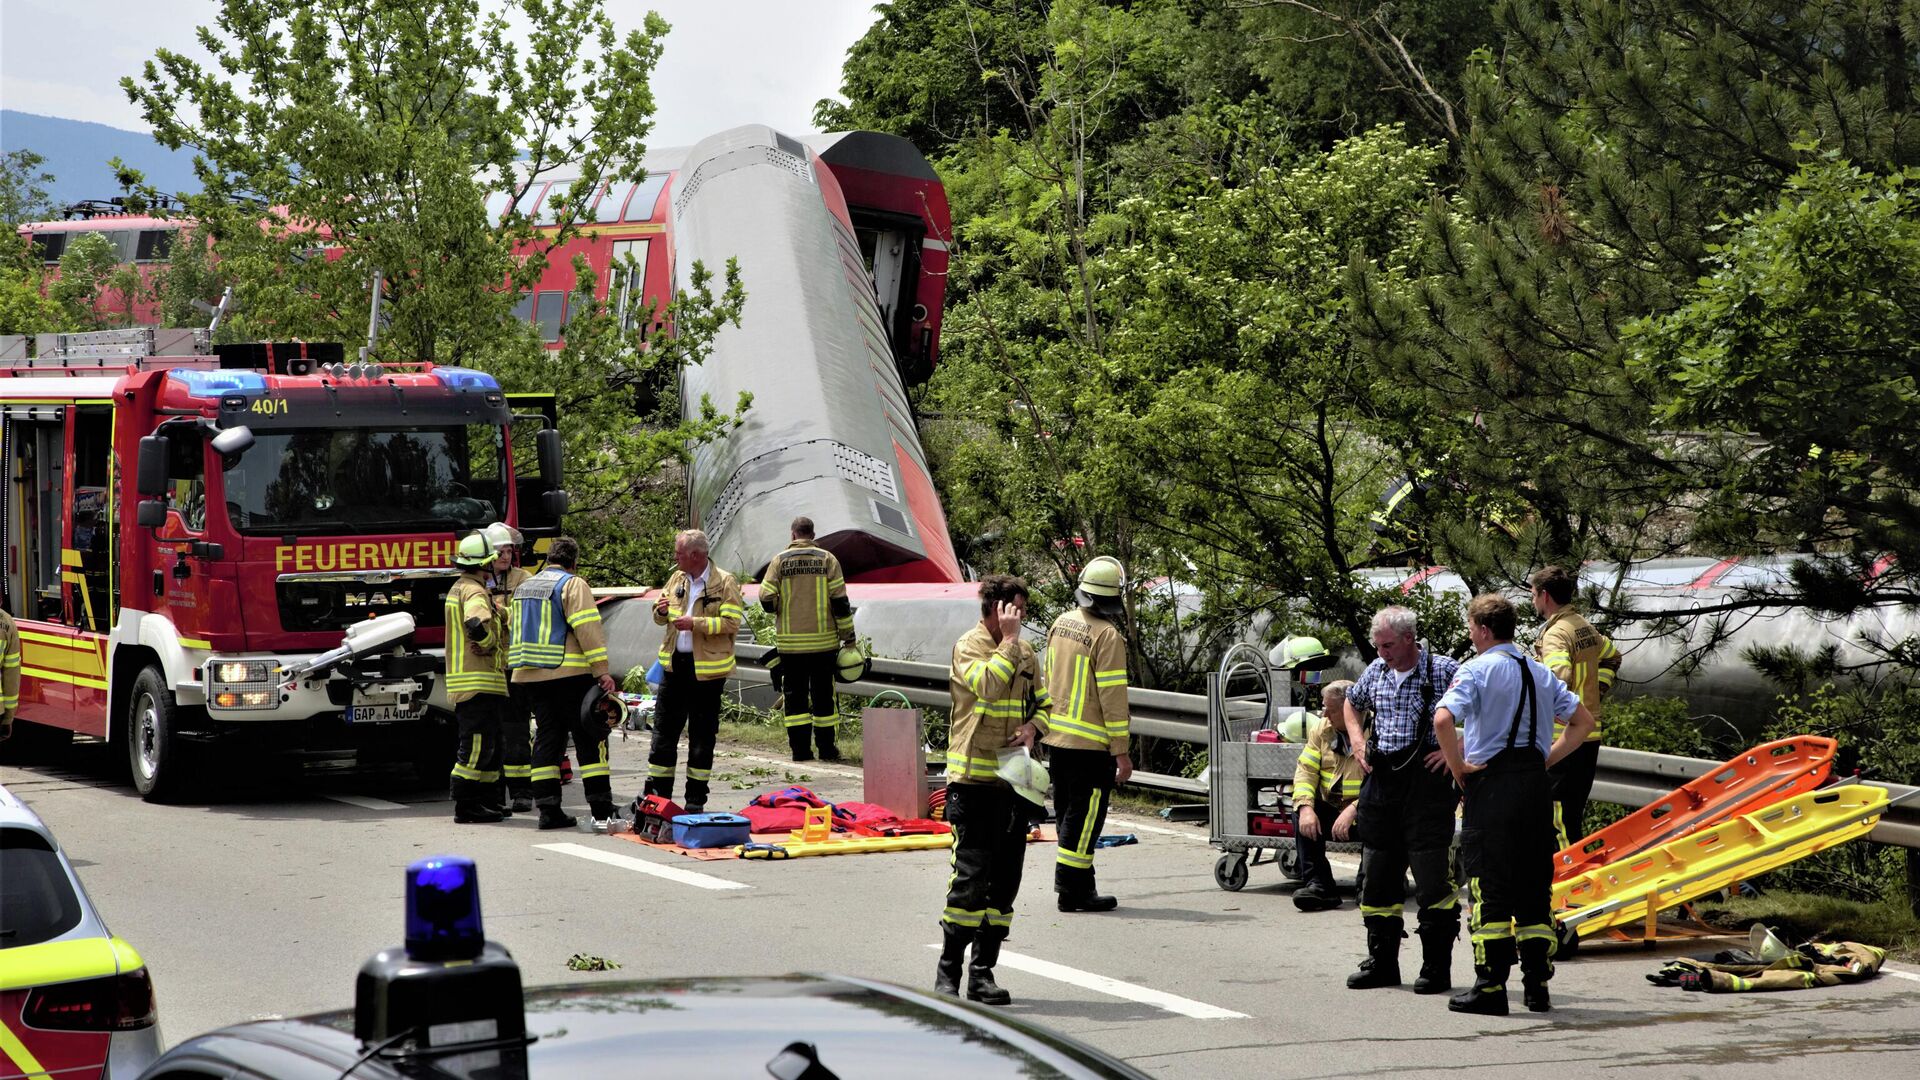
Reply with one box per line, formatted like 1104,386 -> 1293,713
120,0 -> 752,569
1629,159 -> 1920,642
47,232 -> 123,329
121,0 -> 669,363
1349,0 -> 1920,593
155,227 -> 226,329
0,149 -> 57,226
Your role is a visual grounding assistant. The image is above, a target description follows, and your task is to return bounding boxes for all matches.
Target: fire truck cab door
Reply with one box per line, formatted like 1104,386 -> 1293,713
506,393 -> 561,537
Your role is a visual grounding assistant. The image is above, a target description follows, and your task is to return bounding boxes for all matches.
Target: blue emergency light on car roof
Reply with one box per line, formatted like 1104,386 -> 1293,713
404,855 -> 484,962
431,367 -> 501,392
166,368 -> 268,398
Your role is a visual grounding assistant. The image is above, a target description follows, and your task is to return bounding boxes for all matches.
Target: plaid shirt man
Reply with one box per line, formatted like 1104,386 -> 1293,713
1346,648 -> 1459,753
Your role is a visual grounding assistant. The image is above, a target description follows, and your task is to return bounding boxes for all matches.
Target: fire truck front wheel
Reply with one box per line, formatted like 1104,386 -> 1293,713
127,667 -> 194,803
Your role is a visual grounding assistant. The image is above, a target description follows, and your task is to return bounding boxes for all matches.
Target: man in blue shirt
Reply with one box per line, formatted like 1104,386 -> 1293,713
1434,594 -> 1596,1016
1340,606 -> 1462,994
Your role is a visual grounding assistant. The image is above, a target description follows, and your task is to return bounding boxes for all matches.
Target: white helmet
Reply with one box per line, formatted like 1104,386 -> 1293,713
483,522 -> 523,552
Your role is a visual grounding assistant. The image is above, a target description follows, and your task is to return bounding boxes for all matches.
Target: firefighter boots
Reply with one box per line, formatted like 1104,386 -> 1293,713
1347,917 -> 1404,989
1519,936 -> 1554,1012
1448,937 -> 1514,1016
1058,890 -> 1118,913
511,796 -> 535,814
815,725 -> 841,762
1413,925 -> 1454,995
453,801 -> 504,824
1292,881 -> 1338,912
537,807 -> 578,830
967,934 -> 1012,1006
934,923 -> 972,996
787,724 -> 815,763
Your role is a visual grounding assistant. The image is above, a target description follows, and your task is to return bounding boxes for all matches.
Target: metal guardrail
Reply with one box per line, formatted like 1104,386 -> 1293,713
726,643 -> 1920,847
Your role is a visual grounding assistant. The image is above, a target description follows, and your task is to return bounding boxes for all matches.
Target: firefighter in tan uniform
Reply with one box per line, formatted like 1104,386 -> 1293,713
1528,565 -> 1621,846
1291,677 -> 1364,912
485,522 -> 534,812
759,516 -> 856,762
1043,556 -> 1133,912
509,536 -> 617,831
646,529 -> 744,813
0,607 -> 21,743
446,531 -> 510,824
936,575 -> 1051,1005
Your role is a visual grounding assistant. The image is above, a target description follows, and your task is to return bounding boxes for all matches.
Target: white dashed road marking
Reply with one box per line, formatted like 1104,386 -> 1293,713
537,841 -> 750,891
926,944 -> 1247,1019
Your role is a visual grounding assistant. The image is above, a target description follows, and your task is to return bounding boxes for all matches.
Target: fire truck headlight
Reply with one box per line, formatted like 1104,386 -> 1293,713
213,690 -> 275,709
213,661 -> 272,684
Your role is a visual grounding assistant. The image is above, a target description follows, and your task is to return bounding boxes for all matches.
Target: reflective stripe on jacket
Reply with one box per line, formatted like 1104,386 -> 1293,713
1293,716 -> 1363,807
1041,608 -> 1130,754
759,540 -> 853,654
947,622 -> 1050,784
1536,607 -> 1619,741
655,565 -> 744,680
445,572 -> 508,702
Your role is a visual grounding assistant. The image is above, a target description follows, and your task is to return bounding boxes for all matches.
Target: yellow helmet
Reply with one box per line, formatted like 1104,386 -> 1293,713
834,645 -> 871,683
453,530 -> 495,569
1075,555 -> 1127,615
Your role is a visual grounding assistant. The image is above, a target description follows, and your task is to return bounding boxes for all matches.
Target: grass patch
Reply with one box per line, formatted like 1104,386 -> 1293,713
716,718 -> 866,766
1698,891 -> 1920,963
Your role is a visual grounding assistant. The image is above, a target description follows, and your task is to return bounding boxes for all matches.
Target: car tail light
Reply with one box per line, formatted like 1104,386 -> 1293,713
22,968 -> 156,1031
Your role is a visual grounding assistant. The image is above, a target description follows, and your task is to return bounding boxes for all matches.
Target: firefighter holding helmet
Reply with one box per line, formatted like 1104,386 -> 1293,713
444,530 -> 511,823
485,521 -> 535,813
1042,555 -> 1133,912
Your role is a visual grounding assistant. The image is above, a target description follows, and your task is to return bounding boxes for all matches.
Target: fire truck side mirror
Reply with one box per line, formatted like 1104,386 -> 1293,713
136,500 -> 167,529
537,427 -> 564,490
211,425 -> 255,468
136,436 -> 169,497
542,490 -> 570,519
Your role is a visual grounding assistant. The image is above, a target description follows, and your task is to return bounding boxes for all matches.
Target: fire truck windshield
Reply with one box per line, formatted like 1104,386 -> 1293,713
222,424 -> 509,535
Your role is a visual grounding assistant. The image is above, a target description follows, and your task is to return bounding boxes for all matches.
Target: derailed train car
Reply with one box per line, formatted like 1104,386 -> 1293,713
669,126 -> 961,583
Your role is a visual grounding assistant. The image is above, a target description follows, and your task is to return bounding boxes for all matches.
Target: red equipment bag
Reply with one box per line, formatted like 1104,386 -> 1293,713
850,816 -> 952,838
633,794 -> 686,844
1247,813 -> 1295,838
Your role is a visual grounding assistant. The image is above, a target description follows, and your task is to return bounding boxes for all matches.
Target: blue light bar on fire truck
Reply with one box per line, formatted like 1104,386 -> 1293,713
431,367 -> 501,392
165,368 -> 268,398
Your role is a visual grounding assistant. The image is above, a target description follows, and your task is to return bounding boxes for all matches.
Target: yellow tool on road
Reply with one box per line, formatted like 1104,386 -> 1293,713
737,833 -> 955,859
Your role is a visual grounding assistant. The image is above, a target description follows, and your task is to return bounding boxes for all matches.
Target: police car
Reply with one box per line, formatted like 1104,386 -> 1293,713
137,856 -> 1148,1080
0,783 -> 162,1079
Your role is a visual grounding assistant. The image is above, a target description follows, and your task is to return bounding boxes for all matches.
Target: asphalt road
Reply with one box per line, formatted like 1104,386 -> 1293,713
6,735 -> 1920,1079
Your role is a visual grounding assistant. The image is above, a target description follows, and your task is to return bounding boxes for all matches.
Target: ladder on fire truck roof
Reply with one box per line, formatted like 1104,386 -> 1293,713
0,327 -> 211,369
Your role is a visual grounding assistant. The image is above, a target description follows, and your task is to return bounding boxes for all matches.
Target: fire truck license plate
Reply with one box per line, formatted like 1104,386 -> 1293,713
346,703 -> 423,725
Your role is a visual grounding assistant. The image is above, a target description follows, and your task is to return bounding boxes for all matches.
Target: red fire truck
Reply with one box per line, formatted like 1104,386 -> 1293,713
0,327 -> 564,800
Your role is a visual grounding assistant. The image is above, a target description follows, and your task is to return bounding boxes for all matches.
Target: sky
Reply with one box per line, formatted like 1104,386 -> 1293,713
0,0 -> 882,146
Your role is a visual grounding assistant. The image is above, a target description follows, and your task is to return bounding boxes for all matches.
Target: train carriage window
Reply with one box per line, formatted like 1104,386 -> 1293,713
622,174 -> 668,222
483,190 -> 512,223
584,180 -> 613,223
30,232 -> 67,262
511,291 -> 535,325
610,239 -> 650,329
135,229 -> 173,262
106,230 -> 137,262
533,291 -> 567,343
512,182 -> 550,221
535,178 -> 576,226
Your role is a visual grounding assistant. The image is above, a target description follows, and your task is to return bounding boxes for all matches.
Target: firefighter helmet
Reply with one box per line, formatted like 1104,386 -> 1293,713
1074,556 -> 1127,615
454,530 -> 495,569
834,645 -> 870,683
582,683 -> 627,730
1271,635 -> 1337,672
482,521 -> 524,552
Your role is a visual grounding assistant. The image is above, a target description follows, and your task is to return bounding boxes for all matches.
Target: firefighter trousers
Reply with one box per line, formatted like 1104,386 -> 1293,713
1356,755 -> 1460,938
1050,748 -> 1115,895
498,683 -> 533,800
943,783 -> 1035,939
529,675 -> 612,813
647,652 -> 723,806
450,694 -> 507,802
1461,748 -> 1557,976
779,648 -> 839,757
1548,738 -> 1600,850
1293,799 -> 1344,892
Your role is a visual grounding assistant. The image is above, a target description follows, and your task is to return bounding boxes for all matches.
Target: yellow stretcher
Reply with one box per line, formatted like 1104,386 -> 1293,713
1554,783 -> 1906,938
735,833 -> 954,859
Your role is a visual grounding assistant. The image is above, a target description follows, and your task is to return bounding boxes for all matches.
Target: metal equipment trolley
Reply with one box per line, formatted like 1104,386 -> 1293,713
1206,643 -> 1360,891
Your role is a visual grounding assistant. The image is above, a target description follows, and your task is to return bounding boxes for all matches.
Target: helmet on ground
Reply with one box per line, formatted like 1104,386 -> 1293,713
453,530 -> 495,569
834,645 -> 870,683
1271,635 -> 1337,672
482,522 -> 524,552
1074,556 -> 1127,616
